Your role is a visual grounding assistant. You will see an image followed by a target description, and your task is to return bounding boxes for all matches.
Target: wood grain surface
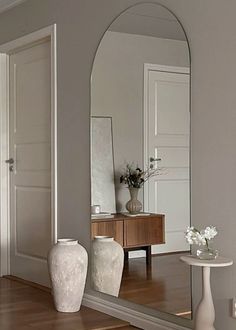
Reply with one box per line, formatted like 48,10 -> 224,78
0,277 -> 132,330
91,213 -> 165,248
119,252 -> 192,319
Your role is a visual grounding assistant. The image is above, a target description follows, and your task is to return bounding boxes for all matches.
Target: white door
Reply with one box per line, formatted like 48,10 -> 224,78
9,40 -> 52,286
144,67 -> 190,253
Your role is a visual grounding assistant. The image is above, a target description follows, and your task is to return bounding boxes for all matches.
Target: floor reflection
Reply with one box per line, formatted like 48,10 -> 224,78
119,252 -> 192,319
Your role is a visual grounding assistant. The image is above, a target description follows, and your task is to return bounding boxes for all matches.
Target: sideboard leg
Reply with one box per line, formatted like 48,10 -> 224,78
124,251 -> 129,263
146,246 -> 152,265
194,266 -> 215,330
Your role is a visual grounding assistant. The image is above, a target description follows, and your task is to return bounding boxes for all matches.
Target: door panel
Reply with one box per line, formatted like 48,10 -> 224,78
9,40 -> 52,286
15,53 -> 50,130
154,180 -> 189,231
15,186 -> 51,259
154,78 -> 190,135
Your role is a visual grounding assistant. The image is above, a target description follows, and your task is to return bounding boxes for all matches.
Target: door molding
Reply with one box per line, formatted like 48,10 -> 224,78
143,63 -> 190,212
0,25 -> 57,276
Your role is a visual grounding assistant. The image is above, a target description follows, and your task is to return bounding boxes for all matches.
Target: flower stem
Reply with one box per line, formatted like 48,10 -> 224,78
205,239 -> 209,251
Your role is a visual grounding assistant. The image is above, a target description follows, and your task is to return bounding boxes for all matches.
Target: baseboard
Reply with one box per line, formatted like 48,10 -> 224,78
3,275 -> 51,292
128,250 -> 146,258
82,293 -> 192,330
128,249 -> 190,259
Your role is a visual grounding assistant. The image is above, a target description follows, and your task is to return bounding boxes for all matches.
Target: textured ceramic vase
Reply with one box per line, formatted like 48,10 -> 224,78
126,187 -> 142,214
48,238 -> 88,312
91,236 -> 124,297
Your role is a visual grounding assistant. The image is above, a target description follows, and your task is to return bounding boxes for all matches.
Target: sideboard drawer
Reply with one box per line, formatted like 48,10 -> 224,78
124,217 -> 165,248
91,220 -> 124,246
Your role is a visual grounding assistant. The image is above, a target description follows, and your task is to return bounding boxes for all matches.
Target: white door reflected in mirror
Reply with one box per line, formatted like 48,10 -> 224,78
144,65 -> 190,254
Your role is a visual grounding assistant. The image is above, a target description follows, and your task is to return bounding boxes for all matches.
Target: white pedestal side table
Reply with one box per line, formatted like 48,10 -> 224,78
181,255 -> 233,330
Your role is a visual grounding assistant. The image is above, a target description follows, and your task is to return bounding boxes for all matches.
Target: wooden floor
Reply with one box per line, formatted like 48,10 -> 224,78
119,252 -> 192,319
0,277 -> 138,330
0,253 -> 191,329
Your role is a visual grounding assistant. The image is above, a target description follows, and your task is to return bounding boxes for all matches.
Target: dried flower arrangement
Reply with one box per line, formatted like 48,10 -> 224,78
120,160 -> 161,189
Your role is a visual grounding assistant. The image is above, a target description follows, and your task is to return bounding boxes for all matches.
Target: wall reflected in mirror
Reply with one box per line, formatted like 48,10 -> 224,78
90,3 -> 191,319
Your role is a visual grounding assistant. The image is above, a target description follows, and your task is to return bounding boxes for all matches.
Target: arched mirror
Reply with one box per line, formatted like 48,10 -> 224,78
90,3 -> 191,319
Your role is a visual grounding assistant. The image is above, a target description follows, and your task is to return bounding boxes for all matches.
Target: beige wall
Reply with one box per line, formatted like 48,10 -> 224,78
0,0 -> 236,328
91,31 -> 189,212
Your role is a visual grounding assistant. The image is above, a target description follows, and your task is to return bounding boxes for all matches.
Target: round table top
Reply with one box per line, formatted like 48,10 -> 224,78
180,255 -> 233,267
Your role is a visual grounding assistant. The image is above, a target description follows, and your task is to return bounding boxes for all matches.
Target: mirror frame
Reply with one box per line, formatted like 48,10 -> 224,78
89,2 -> 192,328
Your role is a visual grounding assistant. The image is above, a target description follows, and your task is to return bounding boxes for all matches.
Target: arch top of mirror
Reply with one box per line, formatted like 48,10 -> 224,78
90,3 -> 191,321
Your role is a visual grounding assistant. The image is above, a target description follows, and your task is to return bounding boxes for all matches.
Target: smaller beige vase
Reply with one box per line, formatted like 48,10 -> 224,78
126,187 -> 142,214
91,236 -> 124,297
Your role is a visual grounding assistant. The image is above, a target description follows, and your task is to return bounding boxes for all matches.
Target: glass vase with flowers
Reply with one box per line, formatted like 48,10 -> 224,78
185,226 -> 218,260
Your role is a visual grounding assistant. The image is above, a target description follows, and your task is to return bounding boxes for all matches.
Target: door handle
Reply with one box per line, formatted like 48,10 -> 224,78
5,158 -> 14,164
149,157 -> 161,162
5,158 -> 14,172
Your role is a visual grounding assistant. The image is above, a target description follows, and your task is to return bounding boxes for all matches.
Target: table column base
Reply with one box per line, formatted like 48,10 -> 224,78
194,267 -> 215,330
180,255 -> 233,330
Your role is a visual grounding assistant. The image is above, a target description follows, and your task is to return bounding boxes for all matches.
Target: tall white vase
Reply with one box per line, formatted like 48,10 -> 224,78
48,238 -> 88,312
91,236 -> 124,297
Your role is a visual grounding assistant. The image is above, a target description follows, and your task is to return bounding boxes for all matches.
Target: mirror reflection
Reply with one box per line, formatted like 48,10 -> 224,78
90,3 -> 191,319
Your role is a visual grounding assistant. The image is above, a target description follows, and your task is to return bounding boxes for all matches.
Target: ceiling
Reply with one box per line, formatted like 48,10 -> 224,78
0,0 -> 25,13
0,1 -> 186,42
109,4 -> 186,42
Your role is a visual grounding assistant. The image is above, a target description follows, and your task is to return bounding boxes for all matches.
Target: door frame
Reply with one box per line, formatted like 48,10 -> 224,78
143,63 -> 190,212
0,24 -> 57,276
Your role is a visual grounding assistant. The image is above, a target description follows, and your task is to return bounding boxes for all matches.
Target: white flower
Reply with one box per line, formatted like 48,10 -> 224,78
186,226 -> 194,233
185,231 -> 194,244
195,232 -> 206,245
185,225 -> 217,246
201,226 -> 217,240
185,227 -> 206,245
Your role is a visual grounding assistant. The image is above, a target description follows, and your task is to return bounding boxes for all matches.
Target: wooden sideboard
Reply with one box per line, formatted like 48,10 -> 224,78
91,213 -> 165,264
